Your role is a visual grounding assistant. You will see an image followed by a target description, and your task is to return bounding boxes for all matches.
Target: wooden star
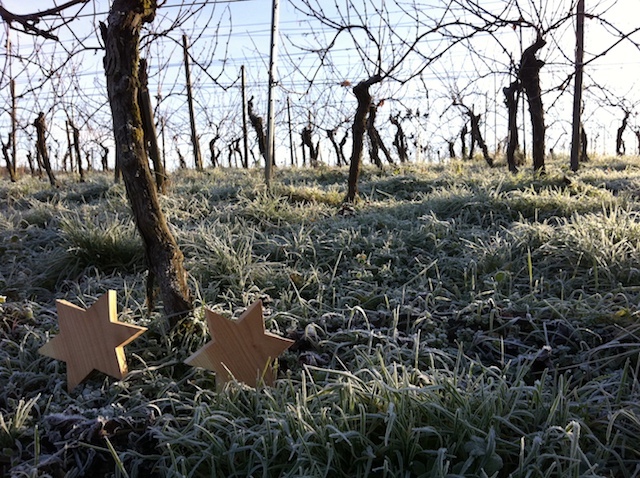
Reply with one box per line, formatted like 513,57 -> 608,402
185,300 -> 294,388
38,290 -> 147,392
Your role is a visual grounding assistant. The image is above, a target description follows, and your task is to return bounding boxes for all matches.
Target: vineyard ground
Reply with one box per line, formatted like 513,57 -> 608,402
0,156 -> 639,476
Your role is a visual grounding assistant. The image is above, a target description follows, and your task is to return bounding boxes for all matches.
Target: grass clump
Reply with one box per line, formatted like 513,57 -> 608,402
57,212 -> 145,275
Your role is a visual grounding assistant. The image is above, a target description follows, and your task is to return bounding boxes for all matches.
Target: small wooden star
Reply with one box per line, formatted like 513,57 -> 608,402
38,290 -> 147,392
185,300 -> 294,388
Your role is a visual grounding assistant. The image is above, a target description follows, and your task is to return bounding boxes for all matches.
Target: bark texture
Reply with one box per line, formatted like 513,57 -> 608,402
102,0 -> 191,327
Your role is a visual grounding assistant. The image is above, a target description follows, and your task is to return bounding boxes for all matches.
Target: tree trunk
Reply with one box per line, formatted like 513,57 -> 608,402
248,96 -> 268,166
69,121 -> 85,182
232,138 -> 242,167
367,107 -> 383,168
299,133 -> 307,166
460,123 -> 468,160
346,75 -> 382,202
390,114 -> 409,163
519,34 -> 547,173
138,58 -> 167,193
101,144 -> 109,171
302,126 -> 319,167
227,143 -> 234,168
209,135 -> 220,167
366,105 -> 393,168
339,131 -> 348,167
34,144 -> 44,178
468,111 -> 493,167
616,110 -> 629,156
176,146 -> 187,169
447,140 -> 455,159
114,148 -> 122,183
580,125 -> 589,162
65,120 -> 75,174
101,0 -> 192,328
9,79 -> 17,180
327,128 -> 343,166
503,80 -> 520,173
2,136 -> 17,182
86,151 -> 93,171
26,151 -> 36,175
34,113 -> 58,187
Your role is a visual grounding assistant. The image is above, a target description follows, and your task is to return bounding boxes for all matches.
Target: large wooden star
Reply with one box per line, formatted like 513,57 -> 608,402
38,290 -> 147,392
185,300 -> 294,388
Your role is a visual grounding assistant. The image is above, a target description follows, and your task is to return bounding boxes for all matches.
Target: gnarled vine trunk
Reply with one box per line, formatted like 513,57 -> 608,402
390,114 -> 409,163
467,111 -> 493,167
34,112 -> 58,187
327,128 -> 345,167
301,126 -> 319,167
616,110 -> 630,156
102,0 -> 191,328
346,75 -> 382,202
519,35 -> 547,173
248,97 -> 268,166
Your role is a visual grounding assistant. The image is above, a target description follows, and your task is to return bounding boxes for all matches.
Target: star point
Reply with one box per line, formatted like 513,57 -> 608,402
38,290 -> 147,391
185,300 -> 294,388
